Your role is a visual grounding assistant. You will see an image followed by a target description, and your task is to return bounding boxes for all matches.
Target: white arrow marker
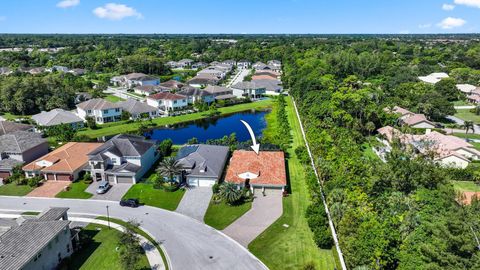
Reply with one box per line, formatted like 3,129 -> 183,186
240,120 -> 260,155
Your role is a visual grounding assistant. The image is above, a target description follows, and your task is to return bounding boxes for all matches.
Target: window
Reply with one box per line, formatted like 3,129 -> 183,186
115,108 -> 120,112
87,110 -> 92,114
67,244 -> 70,253
111,158 -> 117,164
103,110 -> 109,114
174,100 -> 177,104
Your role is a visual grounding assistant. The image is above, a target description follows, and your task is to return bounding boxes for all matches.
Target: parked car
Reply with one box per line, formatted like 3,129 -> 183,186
96,181 -> 110,194
120,198 -> 140,208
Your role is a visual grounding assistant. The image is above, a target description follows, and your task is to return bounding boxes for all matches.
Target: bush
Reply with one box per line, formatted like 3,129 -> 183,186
28,176 -> 42,187
82,173 -> 93,184
158,139 -> 173,158
312,227 -> 334,249
212,183 -> 220,194
303,262 -> 316,270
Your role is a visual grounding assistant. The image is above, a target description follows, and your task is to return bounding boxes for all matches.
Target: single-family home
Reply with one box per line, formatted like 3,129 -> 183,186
75,92 -> 92,104
28,67 -> 46,75
418,72 -> 449,84
385,106 -> 436,129
32,109 -> 85,130
160,79 -> 185,90
456,84 -> 477,94
187,76 -> 220,88
252,62 -> 267,70
87,134 -> 159,184
197,68 -> 225,80
252,70 -> 281,80
118,99 -> 159,119
0,67 -> 12,75
23,142 -> 103,181
0,121 -> 34,136
191,62 -> 208,69
133,85 -> 170,96
69,68 -> 86,76
77,98 -> 122,124
467,94 -> 480,104
237,60 -> 251,69
267,60 -> 282,68
378,126 -> 480,169
0,208 -> 74,270
111,73 -> 160,88
177,86 -> 215,104
225,150 -> 287,192
147,92 -> 188,112
175,144 -> 230,187
177,59 -> 194,69
167,61 -> 179,69
222,60 -> 236,66
47,66 -> 69,73
203,85 -> 236,101
231,81 -> 267,99
250,79 -> 283,95
0,131 -> 49,183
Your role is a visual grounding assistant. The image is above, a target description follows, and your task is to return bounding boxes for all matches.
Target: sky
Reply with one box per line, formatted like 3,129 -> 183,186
0,0 -> 480,34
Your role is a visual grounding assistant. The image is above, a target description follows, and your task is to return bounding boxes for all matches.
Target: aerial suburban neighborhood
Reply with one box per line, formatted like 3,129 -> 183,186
2,1 -> 480,270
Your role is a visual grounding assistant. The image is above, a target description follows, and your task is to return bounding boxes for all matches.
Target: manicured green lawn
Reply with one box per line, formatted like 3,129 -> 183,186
452,181 -> 480,192
104,95 -> 125,103
0,183 -> 34,196
78,100 -> 273,138
453,132 -> 480,140
453,100 -> 473,106
96,216 -> 169,270
249,97 -> 338,270
0,113 -> 31,120
204,200 -> 252,230
56,181 -> 93,199
455,109 -> 480,124
122,183 -> 185,211
21,211 -> 40,215
63,224 -> 149,270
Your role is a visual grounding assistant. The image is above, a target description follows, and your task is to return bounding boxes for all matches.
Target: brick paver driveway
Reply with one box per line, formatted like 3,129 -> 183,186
27,180 -> 70,198
176,187 -> 213,221
223,189 -> 283,247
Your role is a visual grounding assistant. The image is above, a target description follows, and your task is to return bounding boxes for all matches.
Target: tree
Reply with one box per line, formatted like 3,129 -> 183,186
435,78 -> 459,101
156,157 -> 181,183
187,137 -> 198,145
85,116 -> 97,129
158,139 -> 173,157
464,120 -> 475,135
219,182 -> 243,205
121,110 -> 132,121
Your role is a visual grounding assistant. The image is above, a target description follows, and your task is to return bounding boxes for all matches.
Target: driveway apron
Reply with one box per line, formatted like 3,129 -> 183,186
176,187 -> 213,221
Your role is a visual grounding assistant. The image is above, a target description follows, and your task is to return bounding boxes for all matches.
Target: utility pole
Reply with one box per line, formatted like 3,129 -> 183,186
106,205 -> 110,229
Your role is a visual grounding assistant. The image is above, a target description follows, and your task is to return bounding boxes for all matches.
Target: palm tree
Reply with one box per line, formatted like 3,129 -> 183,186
219,182 -> 243,205
156,157 -> 182,183
465,121 -> 475,135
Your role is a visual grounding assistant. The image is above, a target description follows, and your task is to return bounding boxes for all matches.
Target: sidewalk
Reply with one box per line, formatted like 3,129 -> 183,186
0,213 -> 166,270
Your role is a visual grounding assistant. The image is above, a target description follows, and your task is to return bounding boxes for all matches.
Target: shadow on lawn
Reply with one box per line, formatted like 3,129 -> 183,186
58,229 -> 100,270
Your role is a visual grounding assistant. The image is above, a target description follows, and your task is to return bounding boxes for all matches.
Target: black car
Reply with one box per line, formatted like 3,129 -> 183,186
120,198 -> 140,208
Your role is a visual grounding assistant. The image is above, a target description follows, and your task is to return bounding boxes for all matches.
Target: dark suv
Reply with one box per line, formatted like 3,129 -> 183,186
120,198 -> 140,208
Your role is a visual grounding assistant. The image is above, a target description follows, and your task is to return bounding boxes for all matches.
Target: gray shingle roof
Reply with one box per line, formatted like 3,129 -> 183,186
203,85 -> 233,95
0,159 -> 23,171
118,99 -> 158,114
176,144 -> 229,179
250,79 -> 283,92
232,81 -> 268,90
0,121 -> 33,136
37,207 -> 69,221
0,131 -> 46,153
177,87 -> 212,97
77,98 -> 120,111
32,109 -> 83,127
88,134 -> 156,158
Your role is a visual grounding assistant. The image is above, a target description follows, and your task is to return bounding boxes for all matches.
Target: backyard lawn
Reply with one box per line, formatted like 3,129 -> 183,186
249,97 -> 339,270
104,95 -> 125,103
453,181 -> 480,192
62,223 -> 149,270
78,99 -> 273,138
204,200 -> 252,230
56,180 -> 93,199
455,109 -> 480,124
0,183 -> 34,196
122,182 -> 185,211
453,132 -> 480,140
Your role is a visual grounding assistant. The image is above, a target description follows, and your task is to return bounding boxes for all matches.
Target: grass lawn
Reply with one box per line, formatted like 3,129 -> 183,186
361,142 -> 380,161
21,211 -> 40,215
77,99 -> 273,138
56,181 -> 93,199
122,182 -> 185,211
455,109 -> 480,124
104,95 -> 125,103
452,181 -> 480,192
0,182 -> 34,196
0,113 -> 32,120
96,216 -> 169,270
249,97 -> 339,270
63,223 -> 149,270
453,100 -> 473,106
204,200 -> 252,230
453,132 -> 480,140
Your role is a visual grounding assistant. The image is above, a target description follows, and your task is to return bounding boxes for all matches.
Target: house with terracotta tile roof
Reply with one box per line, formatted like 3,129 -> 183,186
225,150 -> 287,191
146,92 -> 188,113
384,106 -> 436,129
378,126 -> 480,168
23,142 -> 103,181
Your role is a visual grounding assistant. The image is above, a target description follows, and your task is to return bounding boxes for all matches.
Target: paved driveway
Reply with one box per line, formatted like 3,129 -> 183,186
86,181 -> 132,201
0,196 -> 267,270
223,189 -> 283,247
176,187 -> 213,221
27,181 -> 70,198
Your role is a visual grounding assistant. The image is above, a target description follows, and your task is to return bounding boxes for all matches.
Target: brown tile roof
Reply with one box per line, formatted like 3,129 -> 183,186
225,150 -> 286,186
148,92 -> 186,101
252,75 -> 278,81
23,142 -> 102,173
459,191 -> 480,205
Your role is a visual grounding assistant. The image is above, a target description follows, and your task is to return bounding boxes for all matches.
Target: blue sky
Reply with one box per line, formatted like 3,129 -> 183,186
0,0 -> 479,34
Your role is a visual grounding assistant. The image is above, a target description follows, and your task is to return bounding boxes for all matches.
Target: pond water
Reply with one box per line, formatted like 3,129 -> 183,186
145,110 -> 268,144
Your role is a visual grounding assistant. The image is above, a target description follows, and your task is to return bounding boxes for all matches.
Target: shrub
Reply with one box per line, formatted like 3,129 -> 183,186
28,176 -> 42,187
212,183 -> 220,194
303,262 -> 316,270
312,227 -> 333,249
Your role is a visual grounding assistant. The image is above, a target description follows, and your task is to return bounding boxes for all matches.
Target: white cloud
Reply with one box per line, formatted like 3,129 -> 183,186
454,0 -> 480,8
93,3 -> 142,20
419,23 -> 432,29
442,3 -> 456,10
57,0 -> 80,8
438,17 -> 467,29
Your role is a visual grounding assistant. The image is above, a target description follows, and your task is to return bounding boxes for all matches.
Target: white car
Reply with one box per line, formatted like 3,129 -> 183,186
96,181 -> 111,194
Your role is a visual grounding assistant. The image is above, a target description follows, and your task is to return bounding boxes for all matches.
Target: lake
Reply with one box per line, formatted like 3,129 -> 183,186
146,110 -> 269,144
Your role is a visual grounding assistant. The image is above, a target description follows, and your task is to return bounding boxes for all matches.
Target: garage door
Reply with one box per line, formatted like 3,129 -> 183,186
0,172 -> 11,180
117,176 -> 134,184
107,175 -> 115,183
46,174 -> 55,180
198,179 -> 215,187
188,178 -> 198,187
56,174 -> 72,181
